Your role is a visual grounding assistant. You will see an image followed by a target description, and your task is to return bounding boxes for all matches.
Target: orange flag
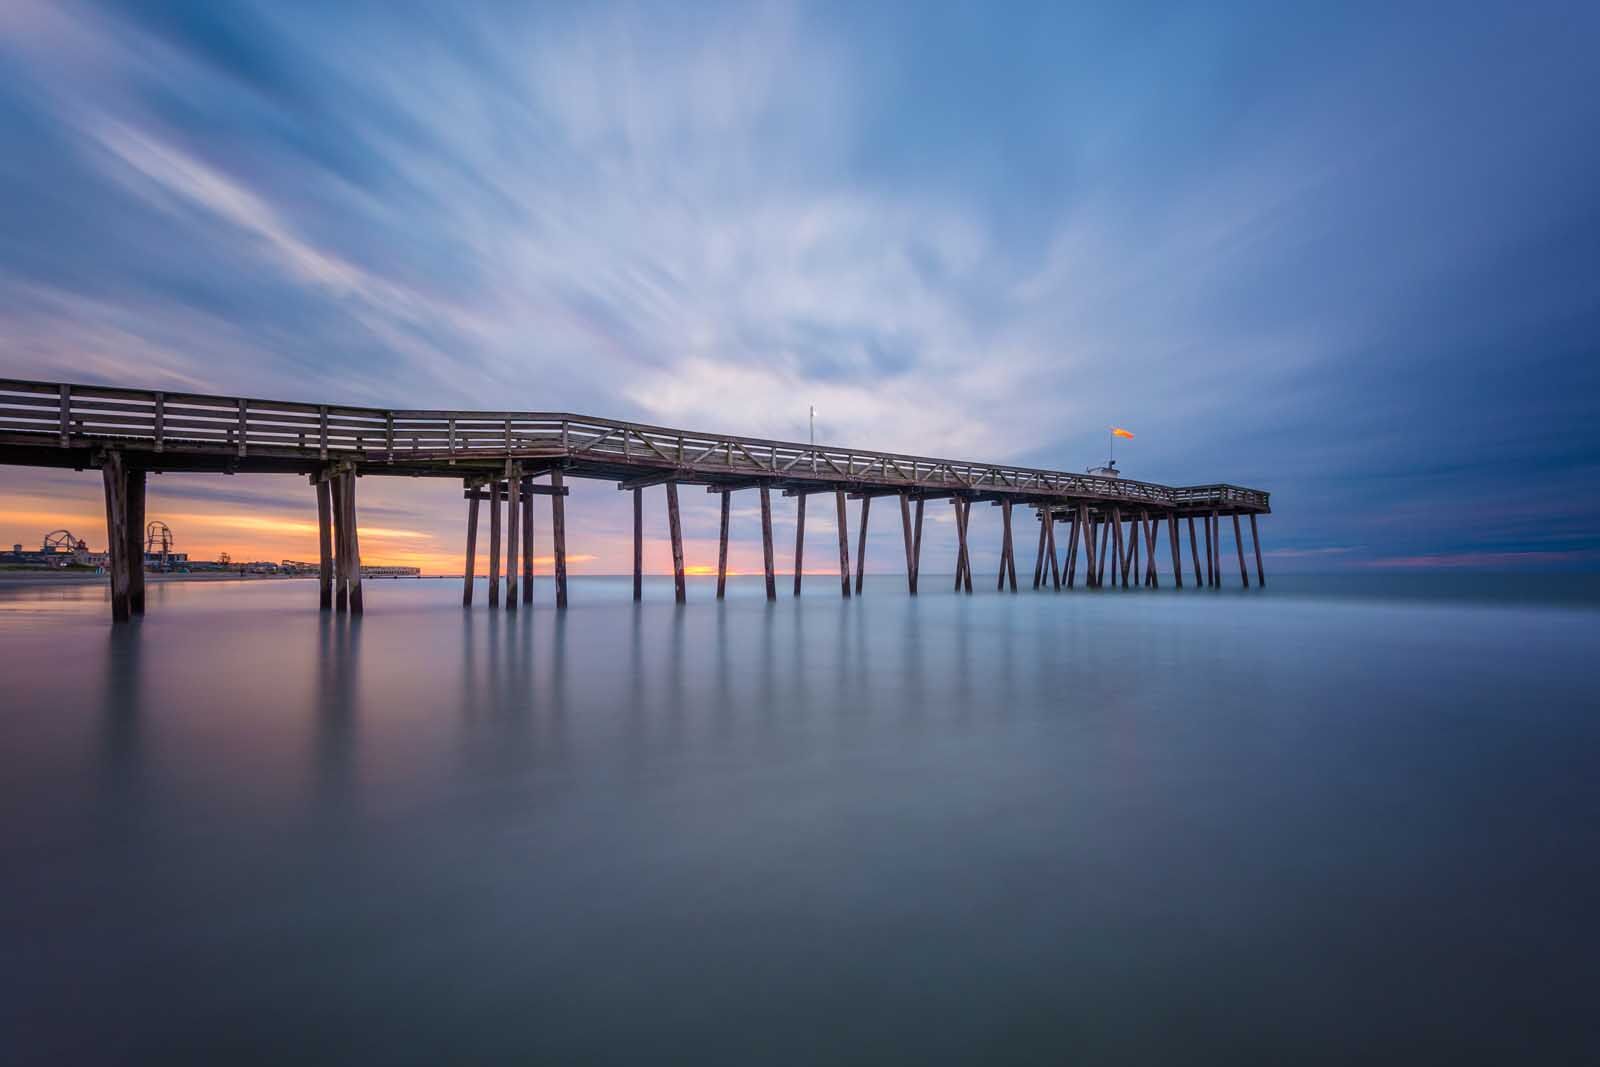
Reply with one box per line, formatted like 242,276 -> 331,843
1111,427 -> 1135,439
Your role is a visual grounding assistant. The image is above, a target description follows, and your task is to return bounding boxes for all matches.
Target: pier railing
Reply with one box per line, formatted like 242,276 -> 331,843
0,377 -> 1269,510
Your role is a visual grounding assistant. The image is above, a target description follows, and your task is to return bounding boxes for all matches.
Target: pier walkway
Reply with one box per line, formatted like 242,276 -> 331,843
0,377 -> 1270,620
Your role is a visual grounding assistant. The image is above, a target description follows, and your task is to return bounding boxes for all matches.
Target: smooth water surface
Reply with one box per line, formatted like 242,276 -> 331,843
3,575 -> 1598,1062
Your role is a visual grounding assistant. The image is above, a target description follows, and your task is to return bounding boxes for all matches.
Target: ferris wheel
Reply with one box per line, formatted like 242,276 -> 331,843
145,521 -> 174,569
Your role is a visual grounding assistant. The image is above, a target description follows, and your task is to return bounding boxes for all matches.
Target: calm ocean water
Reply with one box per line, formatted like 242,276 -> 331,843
3,574 -> 1598,1063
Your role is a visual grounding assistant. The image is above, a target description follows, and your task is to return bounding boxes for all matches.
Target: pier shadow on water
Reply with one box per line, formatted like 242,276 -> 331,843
2,575 -> 1599,1062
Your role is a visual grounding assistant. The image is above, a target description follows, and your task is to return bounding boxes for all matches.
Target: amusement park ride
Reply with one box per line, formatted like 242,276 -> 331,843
28,521 -> 178,569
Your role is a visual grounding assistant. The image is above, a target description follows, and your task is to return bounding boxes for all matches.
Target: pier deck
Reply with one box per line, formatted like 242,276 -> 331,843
0,377 -> 1271,619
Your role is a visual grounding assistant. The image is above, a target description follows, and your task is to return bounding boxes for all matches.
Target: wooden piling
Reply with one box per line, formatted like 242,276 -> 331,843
1046,508 -> 1061,590
505,466 -> 520,611
343,472 -> 363,615
1032,510 -> 1047,589
318,477 -> 335,609
1167,511 -> 1182,589
1096,515 -> 1110,587
953,498 -> 973,593
1233,513 -> 1249,588
330,474 -> 348,612
1188,516 -> 1202,588
487,480 -> 501,608
633,486 -> 643,601
461,482 -> 479,607
125,467 -> 145,615
999,498 -> 1017,592
667,482 -> 687,604
1067,505 -> 1085,588
759,484 -> 776,600
1144,512 -> 1160,588
101,451 -> 130,623
899,493 -> 916,595
1212,510 -> 1222,588
522,479 -> 534,604
717,490 -> 731,599
794,492 -> 806,597
854,495 -> 870,595
1250,513 -> 1265,586
912,497 -> 924,595
1202,511 -> 1213,587
550,470 -> 567,609
834,489 -> 851,598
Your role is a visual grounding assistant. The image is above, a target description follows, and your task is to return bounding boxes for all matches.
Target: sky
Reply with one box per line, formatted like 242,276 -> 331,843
1,0 -> 1596,576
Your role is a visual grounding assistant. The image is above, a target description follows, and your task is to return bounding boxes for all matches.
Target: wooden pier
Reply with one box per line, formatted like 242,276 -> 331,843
0,377 -> 1271,620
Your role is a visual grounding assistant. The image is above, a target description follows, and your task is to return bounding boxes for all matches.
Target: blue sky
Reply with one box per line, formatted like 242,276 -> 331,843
1,0 -> 1596,573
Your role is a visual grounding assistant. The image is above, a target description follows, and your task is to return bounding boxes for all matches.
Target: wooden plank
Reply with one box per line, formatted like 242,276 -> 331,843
759,483 -> 776,600
551,471 -> 567,608
793,492 -> 806,597
318,477 -> 334,609
633,486 -> 643,601
1234,512 -> 1250,588
1250,513 -> 1265,586
488,481 -> 501,608
668,481 -> 687,604
717,490 -> 731,600
836,489 -> 852,598
461,484 -> 478,608
854,495 -> 870,595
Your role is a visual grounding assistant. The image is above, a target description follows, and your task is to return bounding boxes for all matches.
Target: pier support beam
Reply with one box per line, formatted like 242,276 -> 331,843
1046,508 -> 1061,590
550,471 -> 567,609
1144,512 -> 1160,588
667,482 -> 687,603
953,498 -> 973,593
1032,511 -> 1047,589
633,486 -> 643,601
835,489 -> 851,598
461,481 -> 479,607
126,467 -> 145,616
1067,505 -> 1085,588
487,481 -> 501,607
318,478 -> 335,609
341,471 -> 363,615
854,496 -> 871,595
794,493 -> 806,596
717,491 -> 731,599
1110,508 -> 1125,589
1169,511 -> 1183,589
1233,513 -> 1250,588
101,451 -> 130,622
331,475 -> 348,612
900,493 -> 916,595
505,467 -> 520,611
1250,513 -> 1266,587
912,497 -> 924,595
759,484 -> 776,600
522,479 -> 534,604
1202,512 -> 1214,588
1211,510 -> 1222,588
1188,516 -> 1202,588
998,498 -> 1017,592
